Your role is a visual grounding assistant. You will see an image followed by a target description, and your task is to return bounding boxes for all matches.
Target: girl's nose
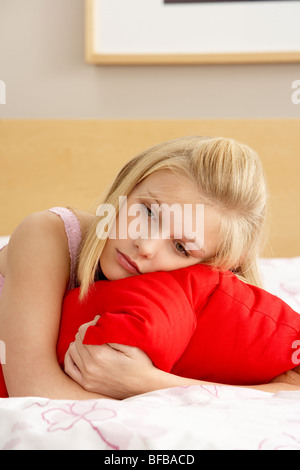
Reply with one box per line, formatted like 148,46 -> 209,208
134,237 -> 159,258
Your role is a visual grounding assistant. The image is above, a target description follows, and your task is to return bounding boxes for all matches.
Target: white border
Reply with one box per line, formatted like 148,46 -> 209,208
93,0 -> 300,55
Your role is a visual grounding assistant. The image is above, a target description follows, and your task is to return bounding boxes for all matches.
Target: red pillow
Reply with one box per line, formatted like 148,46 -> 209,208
57,264 -> 300,386
1,264 -> 299,397
0,367 -> 7,398
57,268 -> 203,373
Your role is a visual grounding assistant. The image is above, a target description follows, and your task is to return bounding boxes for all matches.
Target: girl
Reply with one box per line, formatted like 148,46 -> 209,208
0,136 -> 298,399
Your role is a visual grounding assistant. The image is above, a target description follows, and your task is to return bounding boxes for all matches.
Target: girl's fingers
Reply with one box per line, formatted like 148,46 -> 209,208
64,348 -> 84,385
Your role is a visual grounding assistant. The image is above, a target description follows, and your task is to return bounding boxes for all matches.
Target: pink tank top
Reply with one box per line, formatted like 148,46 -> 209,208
0,207 -> 82,298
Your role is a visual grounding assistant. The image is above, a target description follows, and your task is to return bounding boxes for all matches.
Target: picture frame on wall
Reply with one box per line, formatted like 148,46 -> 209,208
85,0 -> 300,65
164,1 -> 290,3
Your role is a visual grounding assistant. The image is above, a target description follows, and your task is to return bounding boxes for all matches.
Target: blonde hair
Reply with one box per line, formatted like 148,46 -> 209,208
77,136 -> 267,298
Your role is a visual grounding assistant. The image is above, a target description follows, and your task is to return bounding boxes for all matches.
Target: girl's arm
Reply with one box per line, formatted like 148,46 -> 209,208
65,322 -> 300,399
0,211 -> 109,400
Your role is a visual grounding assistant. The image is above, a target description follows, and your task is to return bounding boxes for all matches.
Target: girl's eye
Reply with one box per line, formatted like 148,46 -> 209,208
142,204 -> 153,218
174,242 -> 189,257
145,206 -> 153,217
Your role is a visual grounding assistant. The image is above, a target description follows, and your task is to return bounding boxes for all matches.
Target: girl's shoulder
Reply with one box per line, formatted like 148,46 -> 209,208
16,206 -> 96,252
67,208 -> 96,236
44,207 -> 96,244
4,208 -> 96,291
47,207 -> 96,289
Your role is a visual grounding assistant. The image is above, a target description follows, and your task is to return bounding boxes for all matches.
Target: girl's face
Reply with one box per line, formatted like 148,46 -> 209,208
100,170 -> 221,281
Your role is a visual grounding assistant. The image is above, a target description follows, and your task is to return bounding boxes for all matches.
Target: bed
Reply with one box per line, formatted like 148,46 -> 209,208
0,119 -> 300,451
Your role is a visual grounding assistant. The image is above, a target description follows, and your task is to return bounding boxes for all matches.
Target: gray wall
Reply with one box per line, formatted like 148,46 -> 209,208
0,0 -> 299,119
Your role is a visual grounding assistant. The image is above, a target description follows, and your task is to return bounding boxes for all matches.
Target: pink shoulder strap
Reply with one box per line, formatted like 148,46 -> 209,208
48,207 -> 82,290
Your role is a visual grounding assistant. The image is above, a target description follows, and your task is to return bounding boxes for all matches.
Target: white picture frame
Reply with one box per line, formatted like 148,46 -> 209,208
85,0 -> 300,65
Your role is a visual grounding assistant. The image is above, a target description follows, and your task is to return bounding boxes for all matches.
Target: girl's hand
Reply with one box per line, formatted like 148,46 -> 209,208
64,317 -> 156,399
269,366 -> 300,387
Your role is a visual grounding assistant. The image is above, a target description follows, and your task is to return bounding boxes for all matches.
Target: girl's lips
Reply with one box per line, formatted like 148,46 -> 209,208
116,250 -> 141,274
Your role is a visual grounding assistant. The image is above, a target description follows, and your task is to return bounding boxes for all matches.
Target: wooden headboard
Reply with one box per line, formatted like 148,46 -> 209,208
0,119 -> 299,257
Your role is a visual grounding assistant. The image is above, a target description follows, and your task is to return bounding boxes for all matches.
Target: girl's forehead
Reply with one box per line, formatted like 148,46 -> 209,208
133,170 -> 200,203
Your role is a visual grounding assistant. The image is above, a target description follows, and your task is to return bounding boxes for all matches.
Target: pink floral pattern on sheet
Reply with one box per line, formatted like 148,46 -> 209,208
2,437 -> 22,451
2,385 -> 300,450
199,385 -> 221,398
258,433 -> 300,450
41,401 -> 119,449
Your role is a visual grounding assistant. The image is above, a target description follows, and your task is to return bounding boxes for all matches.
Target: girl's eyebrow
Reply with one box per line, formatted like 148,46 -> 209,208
144,190 -> 184,208
132,189 -> 160,204
144,190 -> 162,205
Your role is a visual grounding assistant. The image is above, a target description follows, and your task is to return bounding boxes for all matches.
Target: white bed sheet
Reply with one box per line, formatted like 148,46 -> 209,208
1,387 -> 300,450
0,237 -> 9,250
0,234 -> 300,450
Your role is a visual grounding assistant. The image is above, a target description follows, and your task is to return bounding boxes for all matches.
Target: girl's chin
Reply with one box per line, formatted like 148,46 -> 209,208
101,266 -> 136,281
